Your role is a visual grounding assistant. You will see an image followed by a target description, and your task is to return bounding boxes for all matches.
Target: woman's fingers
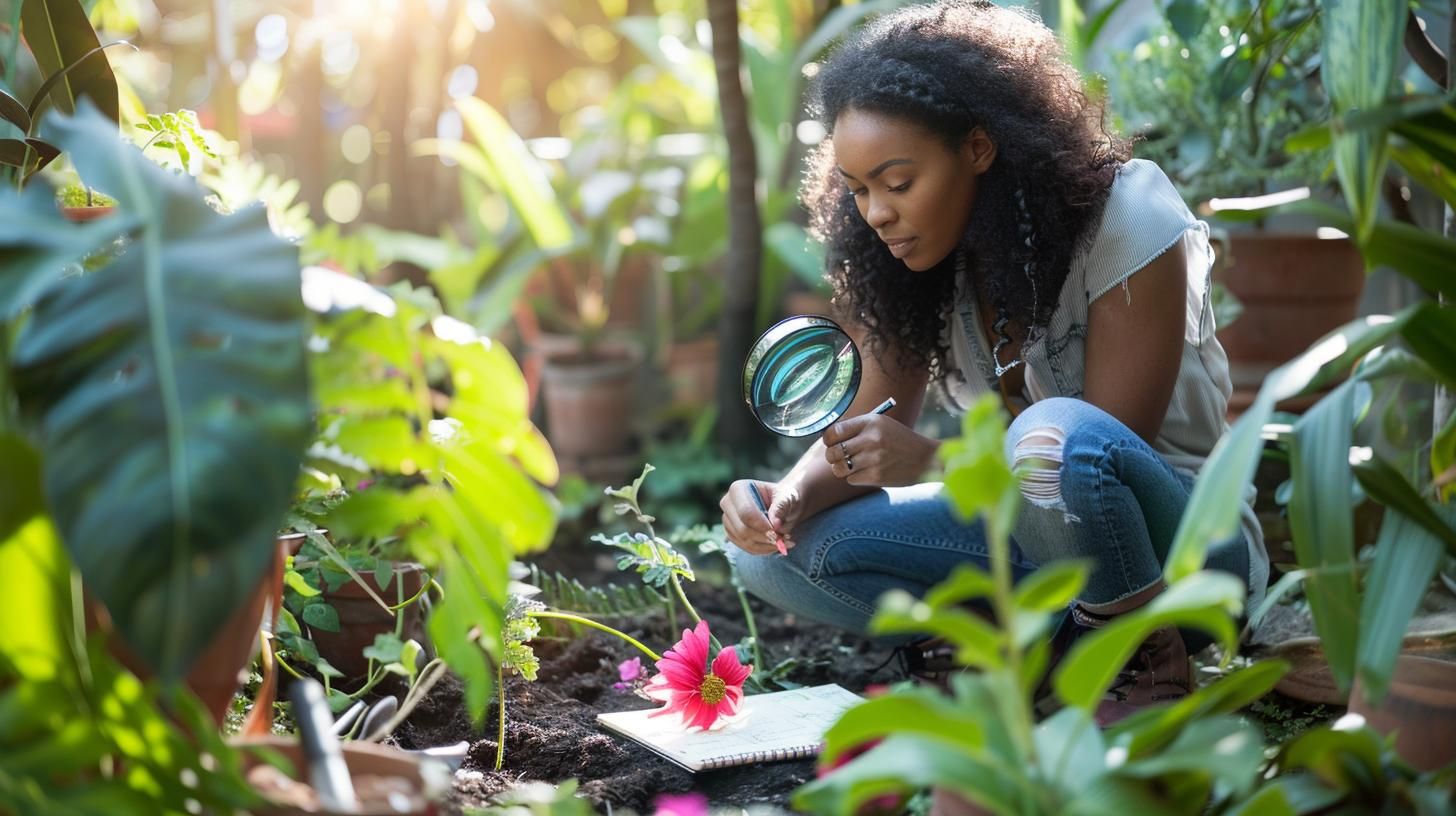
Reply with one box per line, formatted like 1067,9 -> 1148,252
721,481 -> 783,555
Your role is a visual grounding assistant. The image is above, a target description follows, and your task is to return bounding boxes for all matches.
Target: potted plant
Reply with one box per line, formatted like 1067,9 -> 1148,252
1110,0 -> 1364,413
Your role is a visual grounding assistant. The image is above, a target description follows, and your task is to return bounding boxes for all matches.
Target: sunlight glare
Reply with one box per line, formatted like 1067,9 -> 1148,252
447,65 -> 480,99
255,14 -> 289,62
323,180 -> 363,224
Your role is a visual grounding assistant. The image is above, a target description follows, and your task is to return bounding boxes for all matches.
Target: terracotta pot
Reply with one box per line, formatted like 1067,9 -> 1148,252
664,335 -> 719,409
87,535 -> 288,724
1348,654 -> 1456,771
1214,232 -> 1365,395
307,563 -> 430,682
540,346 -> 641,461
930,788 -> 992,816
60,205 -> 115,222
233,736 -> 439,815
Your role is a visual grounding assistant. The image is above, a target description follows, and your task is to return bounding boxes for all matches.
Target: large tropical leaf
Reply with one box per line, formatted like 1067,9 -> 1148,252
18,0 -> 117,123
1165,311 -> 1413,582
1353,499 -> 1453,704
3,102 -> 310,682
1286,379 -> 1360,692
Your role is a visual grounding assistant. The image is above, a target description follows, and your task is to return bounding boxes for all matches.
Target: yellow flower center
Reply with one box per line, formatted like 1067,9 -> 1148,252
698,673 -> 727,705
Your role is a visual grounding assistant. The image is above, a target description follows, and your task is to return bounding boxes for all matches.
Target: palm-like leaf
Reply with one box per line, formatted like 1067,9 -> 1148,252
2,102 -> 310,682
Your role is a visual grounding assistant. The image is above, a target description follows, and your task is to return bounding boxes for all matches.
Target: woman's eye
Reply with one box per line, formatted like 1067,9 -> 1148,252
887,181 -> 911,193
849,187 -> 867,197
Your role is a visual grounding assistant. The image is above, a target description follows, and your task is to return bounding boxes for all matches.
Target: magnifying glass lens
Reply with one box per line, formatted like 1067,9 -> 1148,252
744,317 -> 862,437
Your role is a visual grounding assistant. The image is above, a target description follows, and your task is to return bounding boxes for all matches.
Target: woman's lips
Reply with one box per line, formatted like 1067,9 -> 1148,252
884,237 -> 916,258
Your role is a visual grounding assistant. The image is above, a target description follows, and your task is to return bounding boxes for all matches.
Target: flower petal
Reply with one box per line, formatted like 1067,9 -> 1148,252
681,620 -> 710,671
679,695 -> 709,729
655,658 -> 700,689
688,696 -> 721,730
711,646 -> 752,687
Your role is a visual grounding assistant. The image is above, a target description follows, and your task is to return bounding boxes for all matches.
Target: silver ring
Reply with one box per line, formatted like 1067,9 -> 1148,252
845,455 -> 854,471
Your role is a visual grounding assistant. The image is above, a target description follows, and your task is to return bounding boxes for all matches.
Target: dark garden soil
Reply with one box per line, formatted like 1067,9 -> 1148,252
389,544 -> 905,814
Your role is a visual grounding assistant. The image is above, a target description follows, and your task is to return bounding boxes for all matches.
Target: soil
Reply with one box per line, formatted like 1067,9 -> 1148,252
389,545 -> 904,814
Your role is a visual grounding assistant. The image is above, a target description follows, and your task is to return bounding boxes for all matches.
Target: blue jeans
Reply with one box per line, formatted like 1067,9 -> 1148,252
729,397 -> 1249,638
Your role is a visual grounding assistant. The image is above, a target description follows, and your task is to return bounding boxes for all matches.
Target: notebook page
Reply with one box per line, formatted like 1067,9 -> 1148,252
596,684 -> 863,772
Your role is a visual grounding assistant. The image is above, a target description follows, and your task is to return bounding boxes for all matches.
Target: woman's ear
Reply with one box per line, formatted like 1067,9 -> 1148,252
962,127 -> 997,175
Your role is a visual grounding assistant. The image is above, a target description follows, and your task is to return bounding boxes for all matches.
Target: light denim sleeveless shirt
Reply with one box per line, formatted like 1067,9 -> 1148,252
942,158 -> 1268,605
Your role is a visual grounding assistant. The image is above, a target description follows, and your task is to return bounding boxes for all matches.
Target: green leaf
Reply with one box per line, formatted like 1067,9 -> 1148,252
302,602 -> 341,633
795,733 -> 1016,816
1163,0 -> 1207,42
1222,785 -> 1297,816
0,182 -> 135,321
1434,410 -> 1456,502
1114,716 -> 1266,798
452,97 -> 574,251
283,570 -> 320,597
1353,501 -> 1452,704
1055,572 -> 1243,710
7,102 -> 311,682
399,639 -> 422,680
1287,379 -> 1360,693
0,433 -> 44,541
1166,312 -> 1411,583
1352,455 -> 1456,553
1112,660 -> 1289,760
1319,0 -> 1403,241
1034,707 -> 1106,790
1280,724 -> 1383,791
362,632 -> 404,664
18,1 -> 118,123
1013,561 -> 1088,612
0,517 -> 70,679
923,564 -> 996,608
0,87 -> 30,132
870,590 -> 1003,670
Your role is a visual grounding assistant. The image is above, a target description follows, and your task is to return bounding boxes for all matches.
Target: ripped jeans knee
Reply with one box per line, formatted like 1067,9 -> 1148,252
1011,427 -> 1081,524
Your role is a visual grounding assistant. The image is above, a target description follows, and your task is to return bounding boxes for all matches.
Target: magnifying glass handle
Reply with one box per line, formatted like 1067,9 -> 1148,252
748,485 -> 788,557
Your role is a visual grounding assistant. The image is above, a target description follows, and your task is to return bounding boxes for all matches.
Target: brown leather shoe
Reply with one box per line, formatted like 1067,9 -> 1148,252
1093,624 -> 1191,727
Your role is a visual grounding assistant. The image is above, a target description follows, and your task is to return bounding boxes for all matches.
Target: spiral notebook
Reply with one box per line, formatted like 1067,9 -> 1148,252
596,684 -> 863,773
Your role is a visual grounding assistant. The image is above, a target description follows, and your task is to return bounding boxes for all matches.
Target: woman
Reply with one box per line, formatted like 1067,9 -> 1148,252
718,0 -> 1264,725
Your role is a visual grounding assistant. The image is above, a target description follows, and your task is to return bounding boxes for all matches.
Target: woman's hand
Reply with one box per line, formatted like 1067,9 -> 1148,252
720,479 -> 805,556
822,413 -> 940,486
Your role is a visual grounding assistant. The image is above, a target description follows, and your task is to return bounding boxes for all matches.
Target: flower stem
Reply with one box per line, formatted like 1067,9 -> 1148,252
527,611 -> 661,662
735,584 -> 764,670
494,662 -> 506,771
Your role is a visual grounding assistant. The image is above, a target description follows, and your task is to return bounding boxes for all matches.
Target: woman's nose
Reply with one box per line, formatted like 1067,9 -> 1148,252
865,196 -> 895,229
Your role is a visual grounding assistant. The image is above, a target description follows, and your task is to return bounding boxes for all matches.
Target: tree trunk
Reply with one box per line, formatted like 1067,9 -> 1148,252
707,0 -> 764,451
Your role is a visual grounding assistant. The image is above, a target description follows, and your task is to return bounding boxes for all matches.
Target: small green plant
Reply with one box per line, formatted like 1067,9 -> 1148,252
134,110 -> 217,174
592,464 -> 703,635
796,394 -> 1280,814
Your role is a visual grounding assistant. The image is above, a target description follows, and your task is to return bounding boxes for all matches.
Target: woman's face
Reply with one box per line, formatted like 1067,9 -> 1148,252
831,108 -> 995,271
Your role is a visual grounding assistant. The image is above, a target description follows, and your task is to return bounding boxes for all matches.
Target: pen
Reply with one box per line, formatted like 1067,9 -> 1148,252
869,397 -> 897,415
747,484 -> 788,556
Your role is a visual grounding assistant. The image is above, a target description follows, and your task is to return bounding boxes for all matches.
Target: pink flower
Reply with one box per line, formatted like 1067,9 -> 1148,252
653,792 -> 708,816
643,620 -> 752,730
612,656 -> 643,691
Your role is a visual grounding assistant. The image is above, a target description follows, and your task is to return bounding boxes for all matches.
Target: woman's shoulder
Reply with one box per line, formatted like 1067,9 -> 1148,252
1078,159 -> 1200,299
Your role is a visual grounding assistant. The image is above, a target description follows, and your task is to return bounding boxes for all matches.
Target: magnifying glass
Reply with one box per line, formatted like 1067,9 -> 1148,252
742,315 -> 895,437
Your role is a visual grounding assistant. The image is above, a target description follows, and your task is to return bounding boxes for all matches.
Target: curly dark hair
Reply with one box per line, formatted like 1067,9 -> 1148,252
803,0 -> 1130,377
